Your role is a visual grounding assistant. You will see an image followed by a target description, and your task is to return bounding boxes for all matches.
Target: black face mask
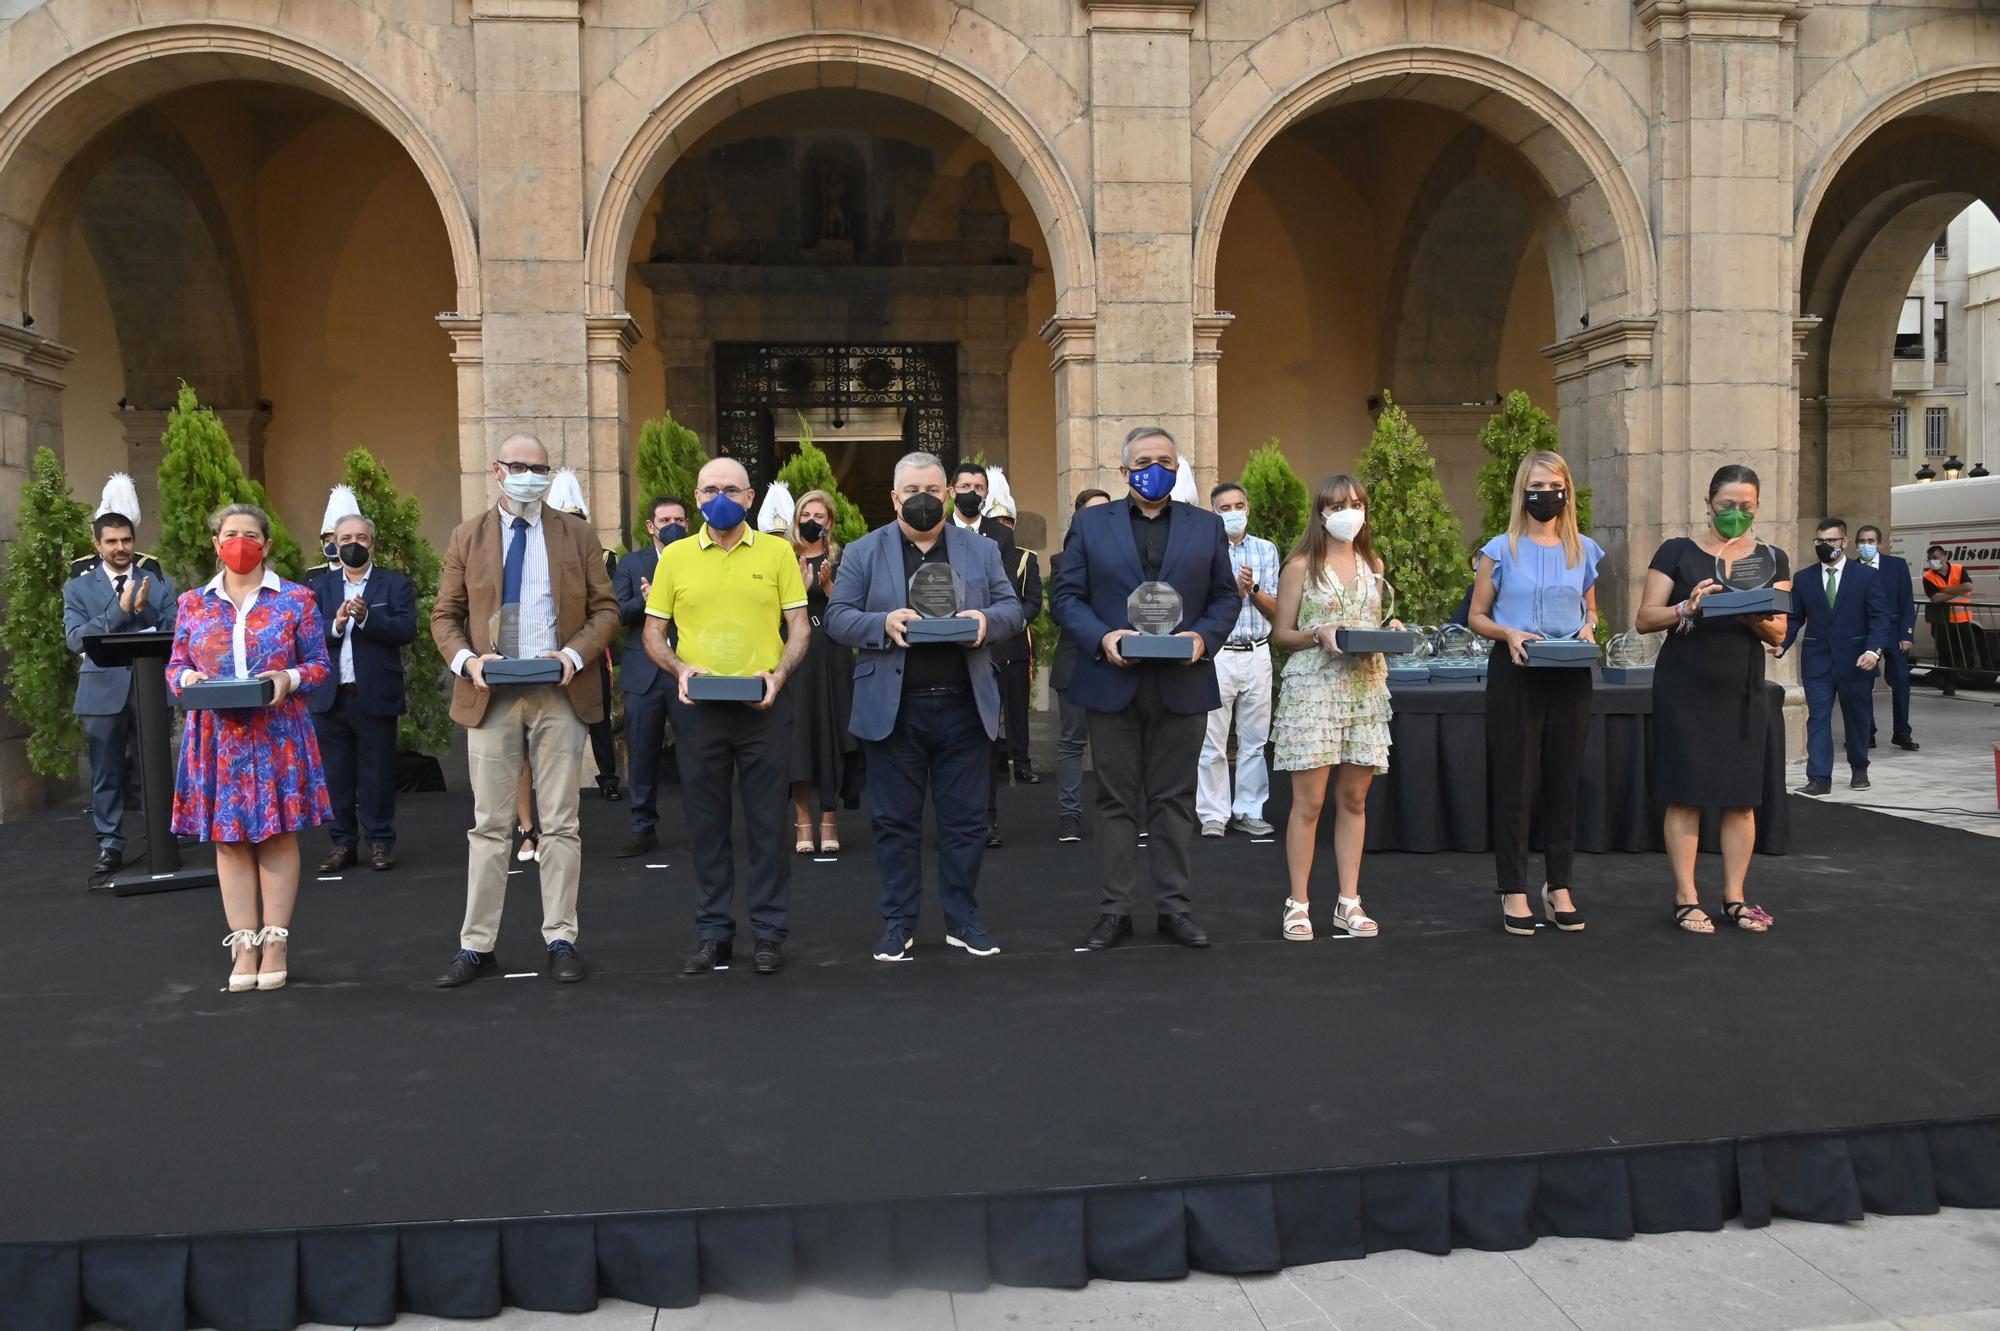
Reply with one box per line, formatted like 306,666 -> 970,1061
656,522 -> 687,547
901,493 -> 945,533
1816,541 -> 1841,564
337,542 -> 371,569
797,519 -> 825,543
1523,489 -> 1567,523
953,490 -> 984,519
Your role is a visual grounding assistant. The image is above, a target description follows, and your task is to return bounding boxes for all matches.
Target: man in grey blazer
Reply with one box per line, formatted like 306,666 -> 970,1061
825,450 -> 1024,963
62,510 -> 177,877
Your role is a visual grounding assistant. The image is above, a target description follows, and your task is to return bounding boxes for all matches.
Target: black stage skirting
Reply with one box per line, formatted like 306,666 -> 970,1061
1358,678 -> 1789,855
3,785 -> 1992,1331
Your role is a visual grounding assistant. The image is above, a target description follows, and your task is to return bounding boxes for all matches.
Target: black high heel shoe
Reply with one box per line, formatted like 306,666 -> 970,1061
1501,894 -> 1537,936
1540,884 -> 1585,932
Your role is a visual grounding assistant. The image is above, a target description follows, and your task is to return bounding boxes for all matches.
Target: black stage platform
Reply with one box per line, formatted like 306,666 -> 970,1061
3,784 -> 1997,1331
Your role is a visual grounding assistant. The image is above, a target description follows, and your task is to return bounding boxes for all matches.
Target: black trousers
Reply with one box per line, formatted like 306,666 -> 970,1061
865,691 -> 991,930
311,687 -> 399,848
588,658 -> 617,782
624,683 -> 695,834
679,691 -> 792,942
1086,669 -> 1205,915
1484,650 -> 1591,896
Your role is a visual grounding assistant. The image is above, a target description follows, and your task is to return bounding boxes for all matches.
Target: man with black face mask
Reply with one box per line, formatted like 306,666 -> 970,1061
307,504 -> 417,872
613,494 -> 694,857
1781,517 -> 1891,795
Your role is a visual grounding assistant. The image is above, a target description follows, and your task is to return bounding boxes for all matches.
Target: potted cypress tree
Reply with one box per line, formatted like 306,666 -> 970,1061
1356,391 -> 1470,626
341,448 -> 451,763
0,447 -> 93,781
156,382 -> 305,584
630,411 -> 708,548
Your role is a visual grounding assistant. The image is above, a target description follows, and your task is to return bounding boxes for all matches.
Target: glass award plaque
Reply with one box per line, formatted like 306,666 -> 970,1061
905,560 -> 979,644
1386,622 -> 1435,684
685,612 -> 767,702
1704,541 -> 1790,617
481,607 -> 565,685
1602,629 -> 1663,686
1122,581 -> 1196,660
1333,573 -> 1418,655
1523,585 -> 1597,667
1427,623 -> 1487,682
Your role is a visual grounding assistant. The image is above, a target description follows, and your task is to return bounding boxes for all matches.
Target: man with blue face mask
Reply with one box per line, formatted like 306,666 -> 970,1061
1854,524 -> 1918,751
1052,426 -> 1243,951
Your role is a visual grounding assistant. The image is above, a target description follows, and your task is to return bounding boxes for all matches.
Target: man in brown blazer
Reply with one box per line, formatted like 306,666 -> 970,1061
431,432 -> 619,987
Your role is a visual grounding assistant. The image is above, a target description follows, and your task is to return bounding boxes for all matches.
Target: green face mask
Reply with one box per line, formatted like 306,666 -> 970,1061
1712,507 -> 1754,540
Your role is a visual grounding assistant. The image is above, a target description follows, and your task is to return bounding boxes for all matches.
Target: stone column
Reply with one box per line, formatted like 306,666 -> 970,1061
1639,0 -> 1811,567
959,338 -> 1014,473
1191,313 -> 1231,500
1042,315 -> 1099,527
438,317 -> 488,521
585,315 -> 639,549
0,324 -> 74,818
1545,318 -> 1657,626
471,0 -> 591,505
1085,0 -> 1198,485
1822,396 -> 1897,531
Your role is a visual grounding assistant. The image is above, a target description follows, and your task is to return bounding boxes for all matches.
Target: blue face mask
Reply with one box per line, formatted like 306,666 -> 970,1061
1127,462 -> 1177,503
657,522 -> 688,547
1856,542 -> 1877,563
699,492 -> 748,532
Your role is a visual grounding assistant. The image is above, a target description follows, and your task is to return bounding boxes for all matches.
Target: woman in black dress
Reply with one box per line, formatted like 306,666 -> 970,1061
1635,464 -> 1790,934
787,490 -> 860,853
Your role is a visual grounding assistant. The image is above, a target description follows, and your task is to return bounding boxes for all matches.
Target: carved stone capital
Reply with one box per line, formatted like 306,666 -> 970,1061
1543,317 -> 1658,384
1085,0 -> 1199,34
1040,315 -> 1097,369
585,314 -> 642,371
1637,0 -> 1811,42
437,315 -> 483,366
1193,312 -> 1234,364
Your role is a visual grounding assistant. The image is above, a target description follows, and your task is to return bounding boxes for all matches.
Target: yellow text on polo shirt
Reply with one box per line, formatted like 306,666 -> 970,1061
644,527 -> 807,675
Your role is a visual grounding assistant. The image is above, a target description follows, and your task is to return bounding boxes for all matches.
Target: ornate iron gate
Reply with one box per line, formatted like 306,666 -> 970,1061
713,342 -> 959,485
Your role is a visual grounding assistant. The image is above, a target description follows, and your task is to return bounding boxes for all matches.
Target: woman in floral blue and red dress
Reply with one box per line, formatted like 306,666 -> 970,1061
168,503 -> 333,992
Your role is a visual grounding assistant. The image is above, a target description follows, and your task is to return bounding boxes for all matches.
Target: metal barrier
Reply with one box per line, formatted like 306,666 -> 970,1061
1912,600 -> 1999,688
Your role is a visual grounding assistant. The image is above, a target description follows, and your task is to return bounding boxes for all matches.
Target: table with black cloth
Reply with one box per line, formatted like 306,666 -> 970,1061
1359,677 -> 1788,855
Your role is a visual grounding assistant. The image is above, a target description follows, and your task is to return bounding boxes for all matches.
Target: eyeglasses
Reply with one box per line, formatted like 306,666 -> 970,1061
499,462 -> 552,476
695,485 -> 749,501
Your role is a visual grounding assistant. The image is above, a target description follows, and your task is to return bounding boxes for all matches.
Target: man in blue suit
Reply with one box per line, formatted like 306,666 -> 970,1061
1051,426 -> 1242,950
826,451 -> 1024,961
612,494 -> 695,858
308,513 -> 417,870
63,509 -> 176,878
1855,523 -> 1918,751
1783,517 -> 1892,796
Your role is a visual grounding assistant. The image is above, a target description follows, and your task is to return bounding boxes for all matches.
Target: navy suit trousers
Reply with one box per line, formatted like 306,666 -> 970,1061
1804,670 -> 1874,783
82,703 -> 137,849
624,683 -> 696,833
864,691 -> 992,931
312,687 -> 399,847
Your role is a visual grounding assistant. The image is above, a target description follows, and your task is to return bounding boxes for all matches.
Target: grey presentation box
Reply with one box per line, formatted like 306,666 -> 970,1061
179,678 -> 275,710
1523,639 -> 1599,668
906,617 -> 980,644
1600,666 -> 1655,686
1121,634 -> 1197,661
1427,662 -> 1487,682
1703,587 -> 1791,618
687,674 -> 767,703
483,657 -> 565,686
1334,628 -> 1419,655
1387,666 -> 1432,684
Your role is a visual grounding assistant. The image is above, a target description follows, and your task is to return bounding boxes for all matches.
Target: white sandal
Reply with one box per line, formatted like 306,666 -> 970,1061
1332,895 -> 1379,938
255,925 -> 289,990
222,929 -> 261,993
1282,898 -> 1313,941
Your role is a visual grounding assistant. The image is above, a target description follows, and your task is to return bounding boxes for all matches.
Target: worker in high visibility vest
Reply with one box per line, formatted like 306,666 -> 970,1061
1922,544 -> 1975,696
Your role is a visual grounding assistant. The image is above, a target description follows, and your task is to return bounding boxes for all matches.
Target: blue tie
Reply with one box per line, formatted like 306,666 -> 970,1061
502,516 -> 528,605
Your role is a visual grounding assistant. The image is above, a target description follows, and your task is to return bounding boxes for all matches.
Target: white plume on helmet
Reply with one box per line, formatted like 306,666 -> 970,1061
1170,461 -> 1199,504
758,479 -> 796,533
319,483 -> 362,536
547,467 -> 589,518
96,473 -> 142,526
983,465 -> 1017,519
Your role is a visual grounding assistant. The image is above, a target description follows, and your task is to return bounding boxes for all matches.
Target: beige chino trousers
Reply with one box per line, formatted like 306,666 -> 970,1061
460,685 -> 586,951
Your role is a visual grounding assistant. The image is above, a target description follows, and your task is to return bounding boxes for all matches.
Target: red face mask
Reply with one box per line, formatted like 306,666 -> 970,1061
218,536 -> 265,575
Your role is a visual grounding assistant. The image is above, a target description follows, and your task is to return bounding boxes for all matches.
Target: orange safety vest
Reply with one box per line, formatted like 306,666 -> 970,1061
1924,562 -> 1974,624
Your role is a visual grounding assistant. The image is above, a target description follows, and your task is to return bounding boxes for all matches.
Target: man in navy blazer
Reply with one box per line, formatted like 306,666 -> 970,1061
1855,523 -> 1919,751
1782,517 -> 1891,796
308,513 -> 417,870
612,494 -> 695,858
1051,426 -> 1241,951
825,451 -> 1024,962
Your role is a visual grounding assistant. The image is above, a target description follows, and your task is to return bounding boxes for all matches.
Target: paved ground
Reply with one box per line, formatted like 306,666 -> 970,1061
107,1207 -> 2000,1330
1784,683 -> 2000,837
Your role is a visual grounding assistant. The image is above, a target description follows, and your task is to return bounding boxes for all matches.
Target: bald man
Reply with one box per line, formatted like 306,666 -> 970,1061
644,457 -> 811,976
431,433 -> 619,987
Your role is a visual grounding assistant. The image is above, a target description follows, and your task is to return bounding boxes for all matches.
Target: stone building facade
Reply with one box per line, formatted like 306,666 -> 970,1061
0,0 -> 1992,811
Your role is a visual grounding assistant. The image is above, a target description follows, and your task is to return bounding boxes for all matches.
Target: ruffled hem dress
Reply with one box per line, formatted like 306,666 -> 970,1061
1272,565 -> 1394,774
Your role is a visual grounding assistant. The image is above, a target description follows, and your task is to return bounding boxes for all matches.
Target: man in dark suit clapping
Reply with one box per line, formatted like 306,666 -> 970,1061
308,510 -> 417,872
612,494 -> 694,858
1051,426 -> 1241,951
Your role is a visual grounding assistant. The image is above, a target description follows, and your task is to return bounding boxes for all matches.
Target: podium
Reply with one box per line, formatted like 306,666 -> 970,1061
82,631 -> 217,897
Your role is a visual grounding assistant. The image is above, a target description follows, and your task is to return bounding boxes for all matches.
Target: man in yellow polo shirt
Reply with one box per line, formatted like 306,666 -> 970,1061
643,457 -> 811,976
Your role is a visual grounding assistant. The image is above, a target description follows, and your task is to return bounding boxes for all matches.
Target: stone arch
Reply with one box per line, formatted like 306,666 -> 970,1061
1193,44 -> 1655,329
582,32 -> 1095,321
0,22 -> 480,319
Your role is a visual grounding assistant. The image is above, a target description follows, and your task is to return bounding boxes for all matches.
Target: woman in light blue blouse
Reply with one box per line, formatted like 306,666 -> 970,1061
1467,451 -> 1603,936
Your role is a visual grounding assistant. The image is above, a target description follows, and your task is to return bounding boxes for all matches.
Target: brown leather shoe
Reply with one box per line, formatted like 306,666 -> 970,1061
368,844 -> 396,871
318,845 -> 356,873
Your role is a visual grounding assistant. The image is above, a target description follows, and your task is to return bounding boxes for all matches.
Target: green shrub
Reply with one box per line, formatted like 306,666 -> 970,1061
777,415 -> 868,546
1356,391 -> 1470,624
342,448 -> 451,755
0,448 -> 92,777
631,412 -> 707,547
155,382 -> 303,583
1474,390 -> 1592,545
1239,439 -> 1309,554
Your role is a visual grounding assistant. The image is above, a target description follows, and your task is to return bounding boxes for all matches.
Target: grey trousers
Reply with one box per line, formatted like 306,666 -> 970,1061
1085,670 -> 1205,916
82,705 -> 137,851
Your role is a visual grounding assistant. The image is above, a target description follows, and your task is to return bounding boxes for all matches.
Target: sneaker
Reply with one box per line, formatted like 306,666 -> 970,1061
946,922 -> 1002,957
1850,770 -> 1871,791
1200,821 -> 1226,838
873,925 -> 914,962
1230,815 -> 1275,836
1058,815 -> 1082,843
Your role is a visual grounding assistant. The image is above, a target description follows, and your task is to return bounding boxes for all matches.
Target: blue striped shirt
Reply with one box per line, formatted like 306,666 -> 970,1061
1224,534 -> 1282,643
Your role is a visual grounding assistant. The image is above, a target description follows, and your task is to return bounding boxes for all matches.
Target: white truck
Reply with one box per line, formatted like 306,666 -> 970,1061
1889,473 -> 1998,687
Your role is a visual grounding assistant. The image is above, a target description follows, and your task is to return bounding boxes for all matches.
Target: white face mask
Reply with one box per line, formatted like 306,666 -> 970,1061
1220,510 -> 1249,537
1322,507 -> 1366,543
500,470 -> 552,504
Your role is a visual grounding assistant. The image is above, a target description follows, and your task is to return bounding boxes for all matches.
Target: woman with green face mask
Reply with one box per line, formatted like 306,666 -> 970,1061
1635,464 -> 1792,935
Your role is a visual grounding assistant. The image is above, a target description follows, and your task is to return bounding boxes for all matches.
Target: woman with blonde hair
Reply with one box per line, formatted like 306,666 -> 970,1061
167,503 -> 333,991
1468,450 -> 1604,935
786,488 -> 860,852
1271,474 -> 1400,941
